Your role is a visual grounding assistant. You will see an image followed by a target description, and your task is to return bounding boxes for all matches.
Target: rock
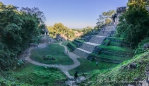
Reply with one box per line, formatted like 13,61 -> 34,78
65,80 -> 77,86
143,43 -> 149,50
127,84 -> 134,86
134,77 -> 140,81
129,63 -> 137,69
76,76 -> 86,83
138,60 -> 144,64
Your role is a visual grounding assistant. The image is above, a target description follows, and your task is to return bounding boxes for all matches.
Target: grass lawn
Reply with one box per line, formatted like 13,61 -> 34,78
98,54 -> 131,61
30,43 -> 73,65
69,42 -> 77,48
6,64 -> 66,86
76,39 -> 85,43
69,58 -> 117,76
62,41 -> 72,51
110,41 -> 121,46
99,45 -> 132,52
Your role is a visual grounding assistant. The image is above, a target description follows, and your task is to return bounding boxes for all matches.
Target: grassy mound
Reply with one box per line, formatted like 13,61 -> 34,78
84,52 -> 149,86
30,43 -> 73,65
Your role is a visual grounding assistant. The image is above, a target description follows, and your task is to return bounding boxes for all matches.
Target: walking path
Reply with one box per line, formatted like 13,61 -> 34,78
24,42 -> 80,79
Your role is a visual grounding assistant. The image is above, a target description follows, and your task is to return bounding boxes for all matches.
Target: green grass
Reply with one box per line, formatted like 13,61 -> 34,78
5,64 -> 66,86
85,52 -> 149,86
103,39 -> 110,43
98,54 -> 131,61
30,43 -> 73,65
99,45 -> 132,52
62,41 -> 70,46
66,42 -> 77,51
76,39 -> 85,43
69,42 -> 77,48
69,58 -> 117,76
110,41 -> 121,46
107,37 -> 124,41
62,41 -> 73,51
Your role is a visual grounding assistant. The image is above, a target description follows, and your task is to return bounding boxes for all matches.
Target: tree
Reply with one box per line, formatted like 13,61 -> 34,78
47,23 -> 75,40
20,7 -> 46,24
116,0 -> 149,48
0,1 -> 45,70
96,10 -> 115,28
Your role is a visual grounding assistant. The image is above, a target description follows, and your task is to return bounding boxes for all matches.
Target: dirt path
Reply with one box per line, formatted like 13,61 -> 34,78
24,42 -> 80,79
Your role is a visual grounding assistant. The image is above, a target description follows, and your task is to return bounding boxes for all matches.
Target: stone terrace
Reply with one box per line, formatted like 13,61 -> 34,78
73,25 -> 116,59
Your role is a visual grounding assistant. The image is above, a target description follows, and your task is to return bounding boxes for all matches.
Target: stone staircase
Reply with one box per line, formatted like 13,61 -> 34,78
89,36 -> 106,44
73,48 -> 90,58
73,25 -> 116,59
97,30 -> 111,36
79,43 -> 96,52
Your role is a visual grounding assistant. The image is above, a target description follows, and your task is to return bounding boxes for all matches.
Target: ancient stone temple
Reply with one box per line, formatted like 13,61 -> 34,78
112,6 -> 126,24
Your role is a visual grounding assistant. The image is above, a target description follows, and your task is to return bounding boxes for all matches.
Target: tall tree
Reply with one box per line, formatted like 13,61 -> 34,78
116,0 -> 149,47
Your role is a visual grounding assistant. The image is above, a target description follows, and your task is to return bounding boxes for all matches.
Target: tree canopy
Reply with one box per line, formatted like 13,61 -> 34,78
96,10 -> 116,28
47,23 -> 75,40
116,0 -> 149,48
0,1 -> 45,70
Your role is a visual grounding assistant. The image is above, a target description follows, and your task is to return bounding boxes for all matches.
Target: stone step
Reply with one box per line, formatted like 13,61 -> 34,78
79,43 -> 96,52
103,26 -> 116,31
89,36 -> 106,44
73,48 -> 90,59
97,30 -> 111,36
85,42 -> 99,46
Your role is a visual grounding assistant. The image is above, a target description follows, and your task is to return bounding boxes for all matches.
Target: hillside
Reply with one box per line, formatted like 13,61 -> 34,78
83,51 -> 149,86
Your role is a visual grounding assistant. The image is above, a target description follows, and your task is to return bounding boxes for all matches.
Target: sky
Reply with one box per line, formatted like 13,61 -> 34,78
1,0 -> 128,29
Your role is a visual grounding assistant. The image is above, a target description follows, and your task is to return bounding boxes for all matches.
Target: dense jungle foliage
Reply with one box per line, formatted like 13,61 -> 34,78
116,0 -> 149,48
0,2 -> 45,71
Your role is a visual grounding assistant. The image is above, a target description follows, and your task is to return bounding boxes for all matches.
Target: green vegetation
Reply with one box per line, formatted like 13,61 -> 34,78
96,10 -> 115,28
75,39 -> 85,43
1,0 -> 149,85
2,64 -> 66,86
62,41 -> 70,46
69,58 -> 117,76
85,52 -> 149,86
0,2 -> 45,71
98,54 -> 130,61
30,43 -> 73,65
82,0 -> 149,85
135,37 -> 149,54
99,45 -> 132,52
47,23 -> 75,39
110,41 -> 121,46
81,26 -> 93,35
116,0 -> 149,47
